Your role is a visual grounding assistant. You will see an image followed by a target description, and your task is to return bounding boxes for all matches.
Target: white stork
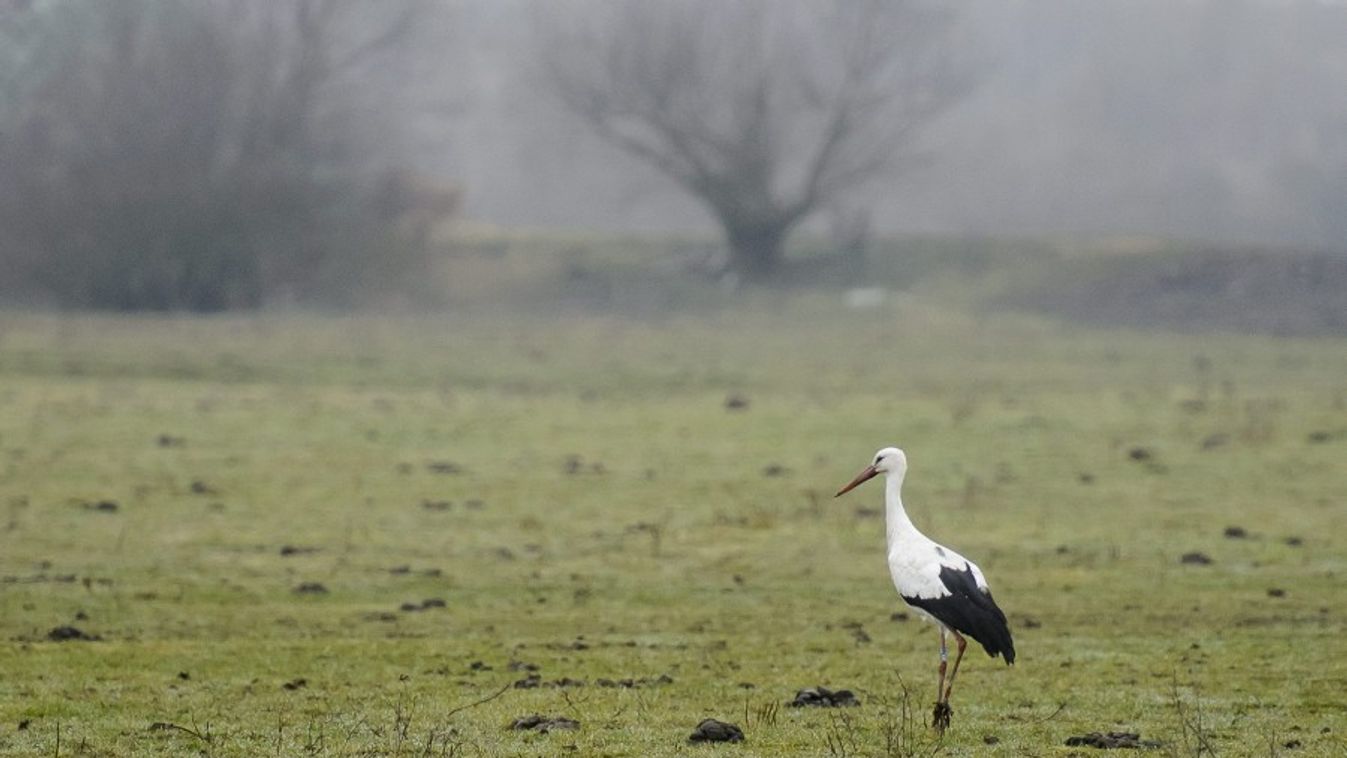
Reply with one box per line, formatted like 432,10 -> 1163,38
835,447 -> 1015,732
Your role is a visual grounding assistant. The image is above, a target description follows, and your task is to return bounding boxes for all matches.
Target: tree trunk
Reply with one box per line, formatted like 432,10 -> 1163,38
722,218 -> 790,281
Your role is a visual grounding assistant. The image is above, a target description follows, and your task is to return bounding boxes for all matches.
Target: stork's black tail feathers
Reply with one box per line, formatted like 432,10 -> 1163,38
902,564 -> 1016,665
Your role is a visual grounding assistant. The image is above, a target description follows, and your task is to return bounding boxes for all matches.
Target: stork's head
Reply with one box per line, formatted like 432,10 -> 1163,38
834,446 -> 906,497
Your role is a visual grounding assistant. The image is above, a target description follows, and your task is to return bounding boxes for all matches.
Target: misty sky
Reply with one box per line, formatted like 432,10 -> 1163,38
441,0 -> 1347,250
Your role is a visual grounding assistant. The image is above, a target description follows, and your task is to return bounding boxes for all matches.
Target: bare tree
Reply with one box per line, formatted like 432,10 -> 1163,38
539,0 -> 970,279
0,0 -> 452,310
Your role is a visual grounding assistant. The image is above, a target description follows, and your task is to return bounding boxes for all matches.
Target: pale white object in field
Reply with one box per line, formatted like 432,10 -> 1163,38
834,447 -> 1014,731
844,287 -> 886,308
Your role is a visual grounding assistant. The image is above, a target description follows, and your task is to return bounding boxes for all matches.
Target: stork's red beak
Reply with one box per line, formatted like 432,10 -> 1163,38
834,464 -> 878,497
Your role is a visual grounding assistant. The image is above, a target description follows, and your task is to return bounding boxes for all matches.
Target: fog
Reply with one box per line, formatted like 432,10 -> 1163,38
449,0 -> 1347,248
2,0 -> 1345,312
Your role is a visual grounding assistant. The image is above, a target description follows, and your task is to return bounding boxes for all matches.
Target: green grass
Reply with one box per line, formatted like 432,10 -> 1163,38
1,295 -> 1345,756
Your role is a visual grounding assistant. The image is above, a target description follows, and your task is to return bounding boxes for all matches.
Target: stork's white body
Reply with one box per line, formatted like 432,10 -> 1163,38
883,471 -> 989,606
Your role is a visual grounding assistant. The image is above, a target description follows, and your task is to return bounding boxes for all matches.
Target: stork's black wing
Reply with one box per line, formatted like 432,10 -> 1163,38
902,564 -> 1016,664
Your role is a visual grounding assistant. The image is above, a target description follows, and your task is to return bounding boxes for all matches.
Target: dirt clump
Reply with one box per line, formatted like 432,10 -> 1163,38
840,621 -> 870,644
595,674 -> 674,688
724,394 -> 750,411
47,625 -> 99,641
398,598 -> 445,613
788,686 -> 859,707
688,718 -> 744,743
1064,731 -> 1162,749
509,715 -> 578,733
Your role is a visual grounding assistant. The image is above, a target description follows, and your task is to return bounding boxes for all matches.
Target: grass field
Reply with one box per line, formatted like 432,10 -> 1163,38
1,282 -> 1346,755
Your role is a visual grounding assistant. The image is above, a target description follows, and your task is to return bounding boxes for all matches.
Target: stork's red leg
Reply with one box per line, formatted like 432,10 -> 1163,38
932,627 -> 953,733
936,626 -> 948,703
941,630 -> 968,703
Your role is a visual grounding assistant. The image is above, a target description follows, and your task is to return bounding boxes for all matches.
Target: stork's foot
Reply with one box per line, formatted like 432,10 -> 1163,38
931,701 -> 953,733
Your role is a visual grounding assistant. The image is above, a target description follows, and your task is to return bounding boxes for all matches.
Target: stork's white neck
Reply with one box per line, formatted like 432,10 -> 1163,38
884,472 -> 920,547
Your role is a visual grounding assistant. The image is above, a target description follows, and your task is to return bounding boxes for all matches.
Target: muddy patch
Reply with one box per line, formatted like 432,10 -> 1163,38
509,715 -> 578,733
835,621 -> 870,644
399,598 -> 446,612
512,672 -> 589,689
3,572 -> 78,585
1064,731 -> 1162,749
788,686 -> 859,708
81,500 -> 119,513
564,455 -> 606,475
688,718 -> 744,743
293,582 -> 329,594
595,674 -> 674,688
389,565 -> 442,577
47,625 -> 100,641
